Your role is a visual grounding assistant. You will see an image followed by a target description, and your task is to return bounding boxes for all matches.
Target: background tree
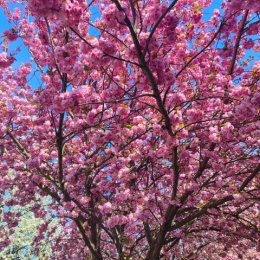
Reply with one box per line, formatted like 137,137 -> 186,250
0,187 -> 52,259
0,0 -> 259,259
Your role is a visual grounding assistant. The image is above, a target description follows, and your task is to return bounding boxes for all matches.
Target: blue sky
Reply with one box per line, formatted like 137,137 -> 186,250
0,3 -> 102,88
0,6 -> 29,66
0,0 -> 258,87
0,0 -> 222,65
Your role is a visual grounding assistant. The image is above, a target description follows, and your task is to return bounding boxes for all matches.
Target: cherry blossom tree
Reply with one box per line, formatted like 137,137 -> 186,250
0,0 -> 259,259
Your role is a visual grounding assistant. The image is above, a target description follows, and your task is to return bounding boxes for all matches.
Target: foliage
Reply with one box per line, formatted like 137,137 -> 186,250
0,0 -> 259,259
0,189 -> 53,260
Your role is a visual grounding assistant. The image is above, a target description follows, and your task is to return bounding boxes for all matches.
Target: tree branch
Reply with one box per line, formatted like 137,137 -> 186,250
239,163 -> 260,192
6,131 -> 30,159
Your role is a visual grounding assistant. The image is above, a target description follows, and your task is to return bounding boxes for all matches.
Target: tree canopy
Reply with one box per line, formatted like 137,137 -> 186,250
0,0 -> 259,259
